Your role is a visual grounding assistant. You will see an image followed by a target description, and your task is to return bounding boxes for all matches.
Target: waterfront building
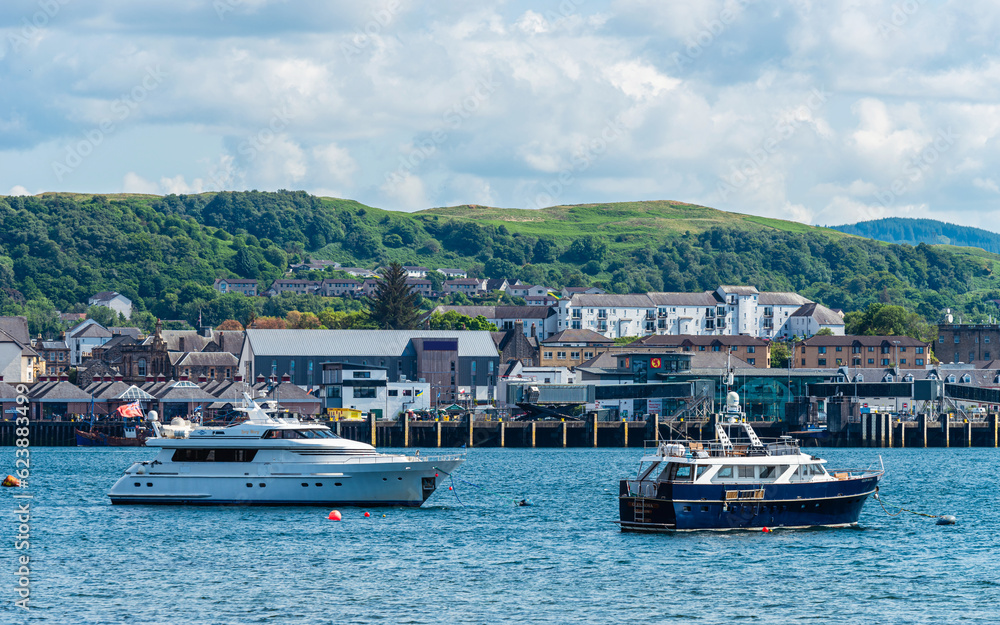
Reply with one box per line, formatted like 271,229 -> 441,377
796,335 -> 929,369
320,363 -> 431,419
429,305 -> 554,339
240,329 -> 500,408
633,334 -> 770,368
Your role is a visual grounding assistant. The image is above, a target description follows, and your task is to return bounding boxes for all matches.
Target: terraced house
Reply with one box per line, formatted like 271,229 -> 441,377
795,335 -> 930,369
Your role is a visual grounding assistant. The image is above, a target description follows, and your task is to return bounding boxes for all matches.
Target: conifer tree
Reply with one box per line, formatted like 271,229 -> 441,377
366,262 -> 421,329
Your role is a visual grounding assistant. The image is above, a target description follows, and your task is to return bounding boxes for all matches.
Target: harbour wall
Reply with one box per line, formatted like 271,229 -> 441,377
4,413 -> 997,448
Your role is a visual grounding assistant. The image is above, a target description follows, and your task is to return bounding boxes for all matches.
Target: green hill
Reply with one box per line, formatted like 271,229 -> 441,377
832,217 -> 1000,254
2,191 -> 999,335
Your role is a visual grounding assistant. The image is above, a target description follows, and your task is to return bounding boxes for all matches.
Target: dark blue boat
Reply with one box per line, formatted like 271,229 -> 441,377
618,392 -> 883,532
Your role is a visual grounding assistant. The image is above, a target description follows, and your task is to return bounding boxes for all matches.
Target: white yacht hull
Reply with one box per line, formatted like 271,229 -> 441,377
109,456 -> 463,507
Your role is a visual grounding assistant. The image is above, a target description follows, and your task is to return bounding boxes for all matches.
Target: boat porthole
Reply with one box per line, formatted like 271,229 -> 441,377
246,483 -> 253,487
315,483 -> 322,487
259,483 -> 266,487
301,483 -> 308,487
146,483 -> 153,487
814,503 -> 820,509
682,506 -> 691,512
397,477 -> 402,481
700,506 -> 709,512
801,504 -> 806,509
133,482 -> 140,487
334,482 -> 342,486
383,478 -> 387,481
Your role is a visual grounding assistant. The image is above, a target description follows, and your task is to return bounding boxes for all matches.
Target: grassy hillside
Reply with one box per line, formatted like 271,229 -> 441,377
2,190 -> 999,335
832,217 -> 1000,254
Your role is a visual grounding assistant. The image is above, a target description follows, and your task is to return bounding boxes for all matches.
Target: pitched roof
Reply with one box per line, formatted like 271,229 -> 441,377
799,334 -> 927,347
541,329 -> 614,344
72,324 -> 113,339
0,317 -> 29,344
569,293 -> 656,307
647,292 -> 720,306
245,329 -> 499,358
431,306 -> 552,320
758,292 -> 811,306
636,334 -> 768,347
718,285 -> 760,295
173,352 -> 239,367
791,302 -> 844,325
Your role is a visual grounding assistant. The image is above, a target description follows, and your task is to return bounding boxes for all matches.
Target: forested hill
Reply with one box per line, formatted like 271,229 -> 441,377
832,218 -> 1000,254
2,191 -> 1000,336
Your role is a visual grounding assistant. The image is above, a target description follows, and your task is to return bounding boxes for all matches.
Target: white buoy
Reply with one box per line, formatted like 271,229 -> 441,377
936,515 -> 957,526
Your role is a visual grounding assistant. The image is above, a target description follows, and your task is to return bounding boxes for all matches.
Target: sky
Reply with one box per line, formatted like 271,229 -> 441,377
1,0 -> 999,228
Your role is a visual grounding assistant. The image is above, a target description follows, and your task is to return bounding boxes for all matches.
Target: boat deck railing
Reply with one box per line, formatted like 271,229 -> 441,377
644,438 -> 801,458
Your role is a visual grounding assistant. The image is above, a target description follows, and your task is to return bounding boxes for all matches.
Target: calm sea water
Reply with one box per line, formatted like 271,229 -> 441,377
0,446 -> 998,624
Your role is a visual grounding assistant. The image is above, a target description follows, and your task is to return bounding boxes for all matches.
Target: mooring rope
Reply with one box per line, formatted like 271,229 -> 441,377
434,466 -> 529,506
873,489 -> 943,519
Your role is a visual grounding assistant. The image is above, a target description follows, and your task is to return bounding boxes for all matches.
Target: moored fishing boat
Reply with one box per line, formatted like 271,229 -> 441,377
109,393 -> 463,506
618,391 -> 883,532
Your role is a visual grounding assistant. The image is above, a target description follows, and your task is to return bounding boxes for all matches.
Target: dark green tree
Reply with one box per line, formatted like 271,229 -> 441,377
366,262 -> 420,330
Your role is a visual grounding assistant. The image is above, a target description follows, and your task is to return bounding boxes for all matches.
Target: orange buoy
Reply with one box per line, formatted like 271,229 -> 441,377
327,510 -> 342,521
448,486 -> 453,490
2,475 -> 20,488
363,512 -> 370,517
762,527 -> 771,533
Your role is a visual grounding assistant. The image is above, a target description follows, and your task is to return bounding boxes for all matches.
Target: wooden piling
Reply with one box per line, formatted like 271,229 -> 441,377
919,413 -> 927,448
592,412 -> 599,448
942,414 -> 950,448
468,416 -> 474,448
436,421 -> 442,448
898,419 -> 905,449
403,413 -> 410,448
861,413 -> 868,447
622,420 -> 628,447
531,422 -> 536,448
562,421 -> 567,448
369,411 -> 376,447
965,420 -> 973,448
885,414 -> 892,448
991,413 -> 998,448
499,421 -> 505,448
336,421 -> 342,437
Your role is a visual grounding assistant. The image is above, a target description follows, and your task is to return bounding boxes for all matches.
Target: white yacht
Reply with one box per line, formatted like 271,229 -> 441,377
109,394 -> 464,506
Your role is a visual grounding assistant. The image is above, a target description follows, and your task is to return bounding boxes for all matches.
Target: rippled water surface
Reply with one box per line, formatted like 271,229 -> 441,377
1,446 -> 998,624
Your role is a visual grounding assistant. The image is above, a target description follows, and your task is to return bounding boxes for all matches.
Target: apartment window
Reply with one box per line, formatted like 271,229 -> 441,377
584,352 -> 593,359
801,346 -> 806,354
939,337 -> 945,343
712,346 -> 721,352
916,359 -> 924,366
353,371 -> 371,379
544,351 -> 553,359
970,352 -> 975,362
818,347 -> 826,354
557,351 -> 567,359
835,346 -> 842,352
137,358 -> 146,377
868,346 -> 874,352
852,346 -> 861,354
748,358 -> 755,366
954,336 -> 960,343
747,346 -> 755,353
853,358 -> 861,366
986,352 -> 991,360
818,358 -> 827,366
801,359 -> 806,366
699,346 -> 706,351
571,352 -> 580,360
836,359 -> 843,365
868,358 -> 874,364
916,347 -> 924,354
388,390 -> 398,397
354,386 -> 377,399
450,361 -> 456,371
900,358 -> 907,364
881,358 -> 889,366
572,320 -> 582,330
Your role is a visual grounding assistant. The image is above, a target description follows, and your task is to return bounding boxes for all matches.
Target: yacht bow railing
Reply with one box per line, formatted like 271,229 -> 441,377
643,438 -> 801,458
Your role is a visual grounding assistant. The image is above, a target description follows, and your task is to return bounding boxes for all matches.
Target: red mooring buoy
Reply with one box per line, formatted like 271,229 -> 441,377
328,510 -> 342,521
364,512 -> 371,518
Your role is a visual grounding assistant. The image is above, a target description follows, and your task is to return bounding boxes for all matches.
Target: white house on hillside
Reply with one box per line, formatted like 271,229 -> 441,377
88,291 -> 133,318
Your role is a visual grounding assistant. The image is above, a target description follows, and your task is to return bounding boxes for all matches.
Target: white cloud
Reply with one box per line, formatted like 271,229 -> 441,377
122,172 -> 159,194
0,1 -> 999,227
7,185 -> 30,196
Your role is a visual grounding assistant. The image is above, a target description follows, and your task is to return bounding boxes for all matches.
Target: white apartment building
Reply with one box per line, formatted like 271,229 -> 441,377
553,285 -> 842,340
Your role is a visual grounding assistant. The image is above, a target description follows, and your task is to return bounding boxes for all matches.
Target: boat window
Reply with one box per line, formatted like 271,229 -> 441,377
809,464 -> 826,475
738,466 -> 755,478
695,465 -> 709,478
171,449 -> 258,462
716,466 -> 734,479
671,465 -> 693,482
297,430 -> 321,439
282,430 -> 302,439
759,465 -> 776,479
262,430 -> 280,439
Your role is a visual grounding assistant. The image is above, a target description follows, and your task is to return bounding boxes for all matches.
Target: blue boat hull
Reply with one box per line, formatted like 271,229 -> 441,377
619,476 -> 880,531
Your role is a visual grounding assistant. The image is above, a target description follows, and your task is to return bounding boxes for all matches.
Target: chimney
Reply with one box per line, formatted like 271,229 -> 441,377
103,375 -> 112,383
179,374 -> 189,381
198,375 -> 207,383
178,337 -> 185,352
281,373 -> 291,383
234,375 -> 243,382
156,373 -> 166,382
256,374 -> 266,383
59,374 -> 68,382
92,375 -> 101,383
531,324 -> 536,338
114,374 -> 123,382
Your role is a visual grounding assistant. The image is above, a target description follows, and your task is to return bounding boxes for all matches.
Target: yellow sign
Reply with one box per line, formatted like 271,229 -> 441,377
650,358 -> 662,369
